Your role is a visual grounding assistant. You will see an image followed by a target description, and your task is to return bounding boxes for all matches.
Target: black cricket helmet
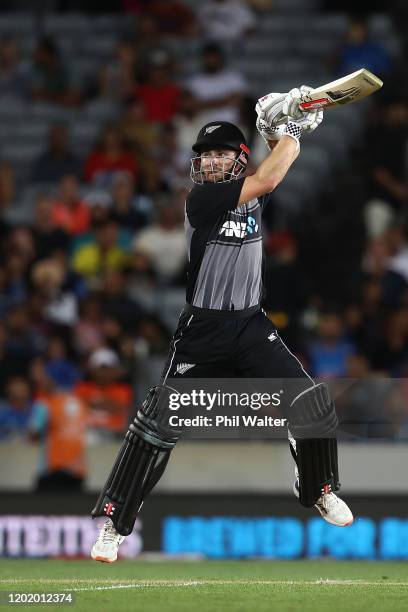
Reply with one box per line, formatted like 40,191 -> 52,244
190,121 -> 250,184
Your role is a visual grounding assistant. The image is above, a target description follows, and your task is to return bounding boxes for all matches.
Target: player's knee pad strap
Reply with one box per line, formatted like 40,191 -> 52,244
287,383 -> 338,439
91,384 -> 181,536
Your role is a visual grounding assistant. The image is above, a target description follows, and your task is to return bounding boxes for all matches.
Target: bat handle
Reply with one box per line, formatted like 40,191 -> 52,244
299,98 -> 330,111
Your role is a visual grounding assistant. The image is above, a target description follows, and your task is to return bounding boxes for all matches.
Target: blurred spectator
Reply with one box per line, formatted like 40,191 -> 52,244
2,226 -> 36,303
75,347 -> 132,435
153,123 -> 190,190
30,36 -> 81,107
0,161 -> 16,224
51,175 -> 91,236
32,195 -> 69,259
74,295 -> 104,355
8,226 -> 36,265
29,360 -> 87,491
119,97 -> 158,154
84,123 -> 138,186
0,37 -> 28,102
31,123 -> 81,183
145,0 -> 197,37
45,335 -> 80,391
101,269 -> 146,333
383,41 -> 408,103
137,315 -> 170,355
262,231 -> 305,343
0,323 -> 29,398
343,294 -> 383,359
51,248 -> 88,300
134,50 -> 181,123
174,90 -> 204,163
369,309 -> 408,373
99,39 -> 139,102
82,190 -> 113,229
31,258 -> 78,327
337,354 -> 402,439
119,97 -> 160,191
197,0 -> 256,43
111,172 -> 152,231
3,252 -> 29,304
72,217 -> 130,283
186,43 -> 247,125
72,190 -> 132,263
308,311 -> 356,378
381,224 -> 408,307
362,235 -> 390,279
335,17 -> 391,77
0,377 -> 45,440
5,305 -> 38,361
133,199 -> 186,284
131,14 -> 161,64
0,268 -> 10,318
365,100 -> 408,218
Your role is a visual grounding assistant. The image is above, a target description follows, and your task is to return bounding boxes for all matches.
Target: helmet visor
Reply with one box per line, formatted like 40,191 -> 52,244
190,152 -> 247,184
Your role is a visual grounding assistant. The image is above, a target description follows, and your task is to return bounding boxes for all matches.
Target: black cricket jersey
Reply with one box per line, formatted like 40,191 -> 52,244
185,177 -> 271,311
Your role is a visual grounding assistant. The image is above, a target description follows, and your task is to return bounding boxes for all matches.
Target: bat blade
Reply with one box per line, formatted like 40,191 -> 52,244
298,68 -> 383,111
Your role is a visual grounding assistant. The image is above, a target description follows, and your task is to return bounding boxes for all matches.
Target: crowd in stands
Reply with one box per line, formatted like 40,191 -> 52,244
0,1 -> 407,487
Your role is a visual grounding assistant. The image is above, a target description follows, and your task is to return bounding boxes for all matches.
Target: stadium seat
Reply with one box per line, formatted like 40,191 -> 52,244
43,13 -> 88,35
81,37 -> 119,59
84,99 -> 120,121
0,13 -> 34,34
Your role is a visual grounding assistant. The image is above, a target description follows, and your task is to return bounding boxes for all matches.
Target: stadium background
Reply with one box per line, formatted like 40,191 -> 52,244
0,0 -> 407,561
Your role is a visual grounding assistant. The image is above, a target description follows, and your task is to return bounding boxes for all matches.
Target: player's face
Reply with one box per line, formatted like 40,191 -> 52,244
199,148 -> 236,182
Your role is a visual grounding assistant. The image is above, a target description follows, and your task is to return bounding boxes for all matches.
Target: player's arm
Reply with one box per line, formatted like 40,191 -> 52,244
239,133 -> 299,204
238,87 -> 324,204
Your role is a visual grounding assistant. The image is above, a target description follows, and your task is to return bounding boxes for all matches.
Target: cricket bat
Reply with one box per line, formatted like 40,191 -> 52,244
298,68 -> 383,111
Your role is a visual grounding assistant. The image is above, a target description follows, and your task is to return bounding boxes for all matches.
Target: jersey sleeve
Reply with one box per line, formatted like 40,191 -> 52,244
186,177 -> 245,227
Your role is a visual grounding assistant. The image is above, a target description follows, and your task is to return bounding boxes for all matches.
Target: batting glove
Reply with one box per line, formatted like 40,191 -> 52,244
283,85 -> 323,133
256,115 -> 286,149
255,92 -> 288,127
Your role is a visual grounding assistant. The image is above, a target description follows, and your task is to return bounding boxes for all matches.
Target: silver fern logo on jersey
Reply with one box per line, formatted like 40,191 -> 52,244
176,363 -> 196,375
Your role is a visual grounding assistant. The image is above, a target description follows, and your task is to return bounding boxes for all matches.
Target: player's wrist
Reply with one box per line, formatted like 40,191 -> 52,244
283,122 -> 301,152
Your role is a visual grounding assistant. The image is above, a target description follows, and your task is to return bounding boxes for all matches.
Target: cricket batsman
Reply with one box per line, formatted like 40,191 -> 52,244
91,86 -> 353,563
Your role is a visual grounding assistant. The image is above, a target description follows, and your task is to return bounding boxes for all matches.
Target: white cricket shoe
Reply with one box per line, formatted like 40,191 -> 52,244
293,479 -> 353,527
91,519 -> 125,563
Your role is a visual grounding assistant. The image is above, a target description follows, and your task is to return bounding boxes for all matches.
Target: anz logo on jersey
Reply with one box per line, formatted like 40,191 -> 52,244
219,215 -> 259,238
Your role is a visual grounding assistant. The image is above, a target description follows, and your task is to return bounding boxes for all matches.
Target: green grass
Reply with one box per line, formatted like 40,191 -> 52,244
0,559 -> 407,611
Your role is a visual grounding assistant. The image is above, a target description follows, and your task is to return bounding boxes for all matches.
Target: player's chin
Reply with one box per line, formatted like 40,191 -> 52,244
203,171 -> 224,182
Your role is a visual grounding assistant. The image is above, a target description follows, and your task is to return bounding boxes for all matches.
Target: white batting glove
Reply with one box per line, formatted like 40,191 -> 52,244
256,92 -> 288,127
256,115 -> 286,149
282,112 -> 322,151
283,85 -> 323,133
290,109 -> 323,133
283,86 -> 311,119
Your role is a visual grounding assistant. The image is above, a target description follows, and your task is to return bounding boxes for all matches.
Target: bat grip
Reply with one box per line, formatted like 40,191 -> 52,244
299,98 -> 330,111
